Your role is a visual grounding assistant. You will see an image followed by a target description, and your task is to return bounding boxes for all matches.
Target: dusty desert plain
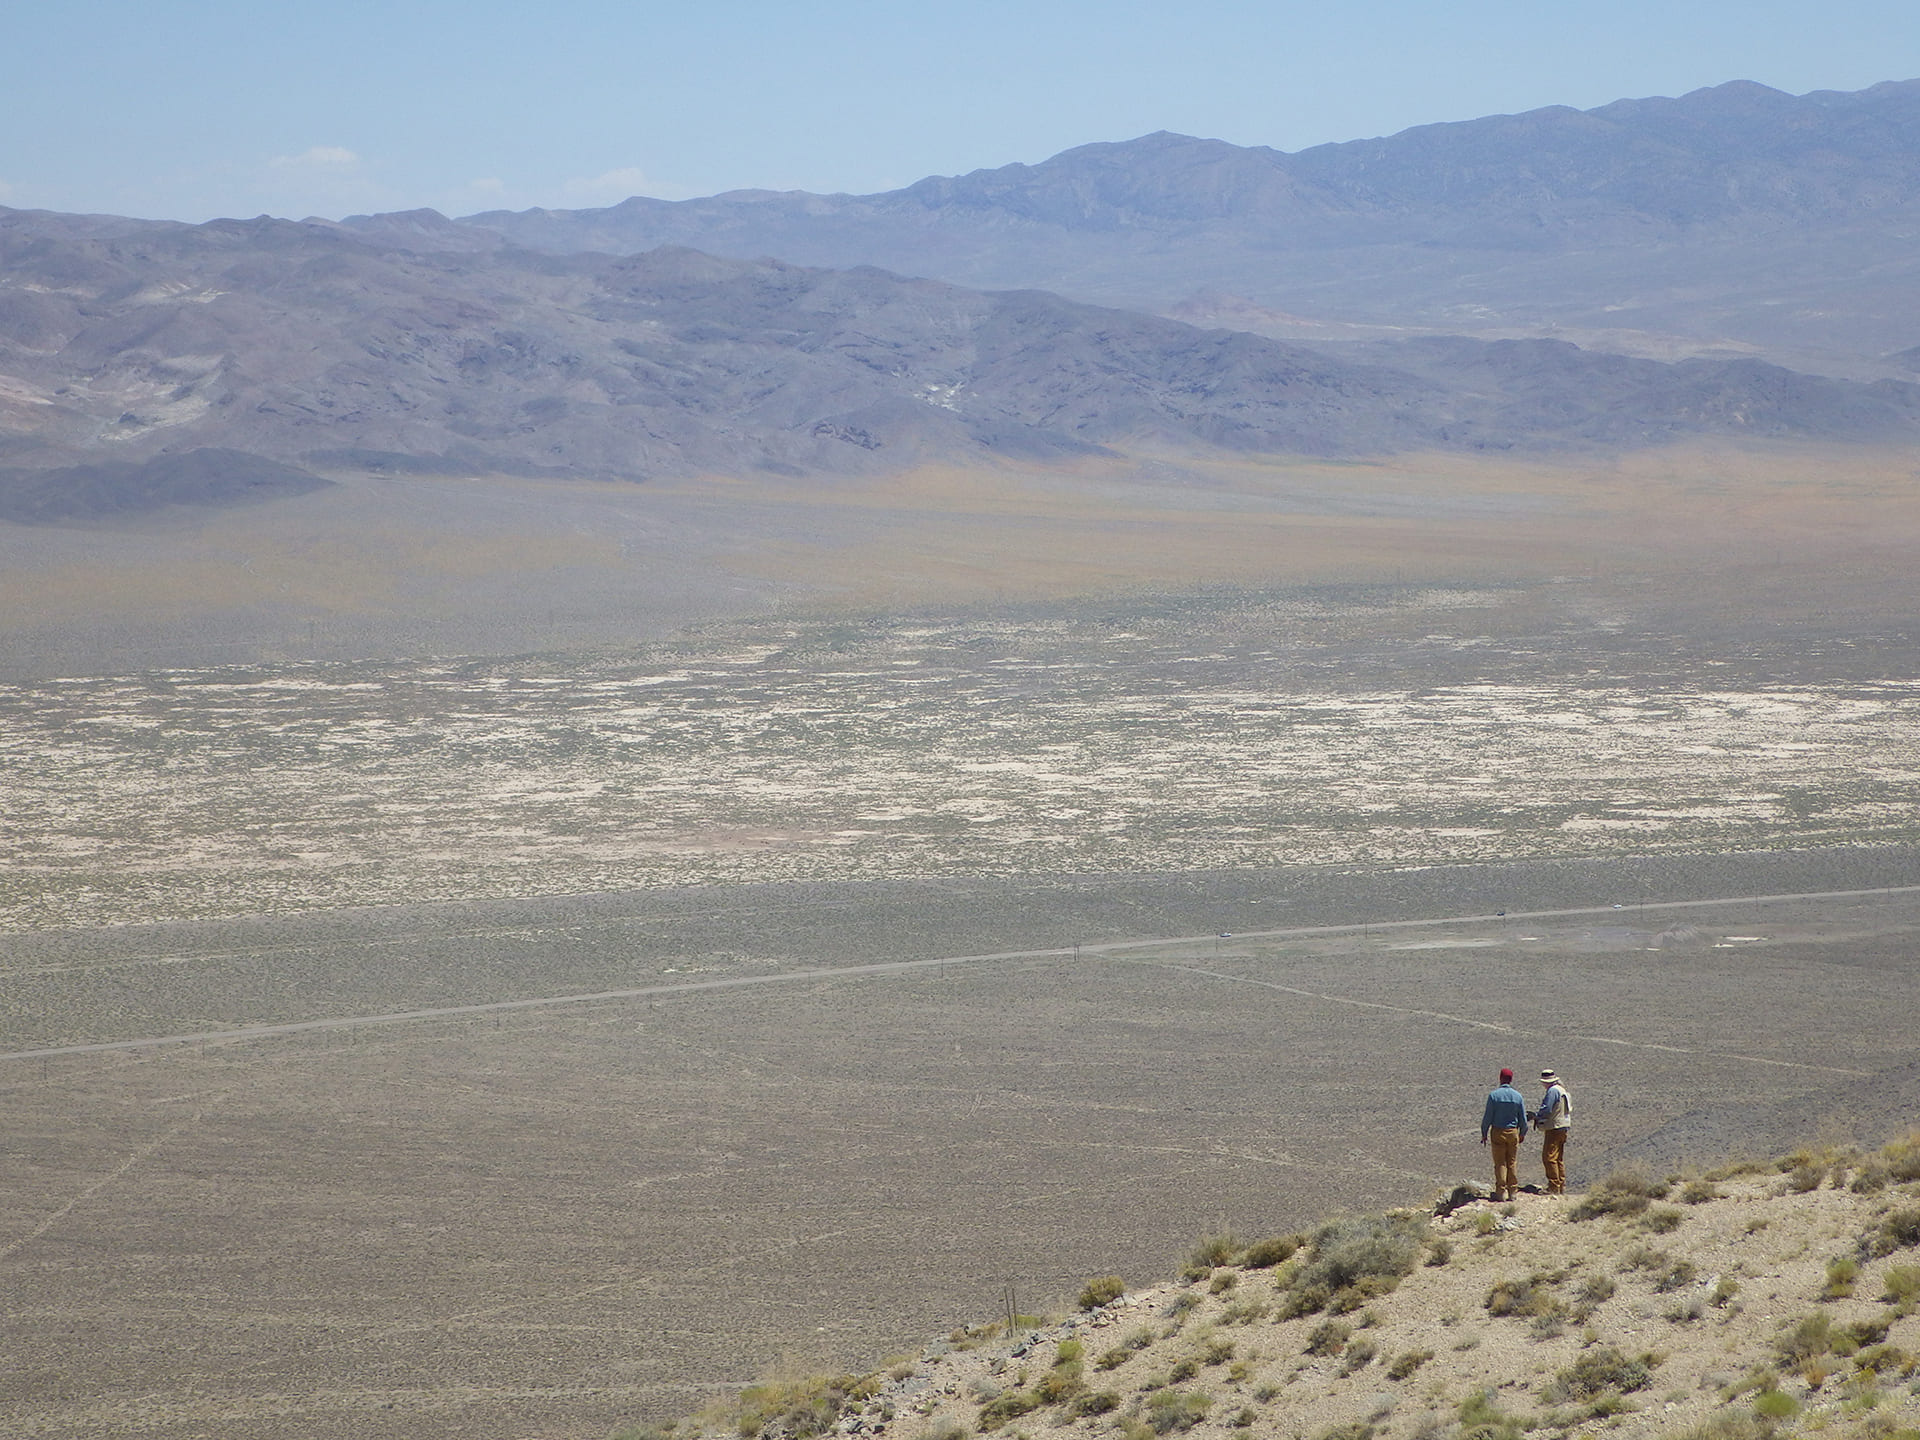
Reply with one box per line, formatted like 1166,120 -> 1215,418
1,441 -> 1919,1440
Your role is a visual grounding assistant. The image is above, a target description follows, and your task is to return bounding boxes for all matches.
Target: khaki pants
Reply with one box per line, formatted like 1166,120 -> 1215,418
1541,1128 -> 1568,1194
1490,1127 -> 1521,1199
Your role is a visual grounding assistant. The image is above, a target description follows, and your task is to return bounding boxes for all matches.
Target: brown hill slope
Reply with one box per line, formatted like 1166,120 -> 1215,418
9,208 -> 1920,526
434,81 -> 1920,376
658,1143 -> 1920,1440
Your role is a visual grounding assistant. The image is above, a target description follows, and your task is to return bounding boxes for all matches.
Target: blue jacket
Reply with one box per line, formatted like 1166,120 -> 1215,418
1482,1084 -> 1529,1139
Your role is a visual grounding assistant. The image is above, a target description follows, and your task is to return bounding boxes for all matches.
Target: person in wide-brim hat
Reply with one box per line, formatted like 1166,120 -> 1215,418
1535,1069 -> 1572,1195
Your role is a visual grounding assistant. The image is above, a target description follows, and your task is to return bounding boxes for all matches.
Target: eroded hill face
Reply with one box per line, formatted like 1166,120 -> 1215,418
8,205 -> 1920,527
430,80 -> 1920,378
670,1151 -> 1920,1440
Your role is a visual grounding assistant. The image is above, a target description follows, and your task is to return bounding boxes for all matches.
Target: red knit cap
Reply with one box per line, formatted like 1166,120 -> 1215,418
1499,1068 -> 1514,1083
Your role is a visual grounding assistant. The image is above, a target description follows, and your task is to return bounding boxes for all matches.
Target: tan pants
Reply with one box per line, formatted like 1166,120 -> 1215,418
1541,1128 -> 1568,1194
1490,1127 -> 1521,1199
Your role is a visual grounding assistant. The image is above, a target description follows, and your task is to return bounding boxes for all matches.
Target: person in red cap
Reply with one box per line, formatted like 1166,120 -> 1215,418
1480,1067 -> 1529,1201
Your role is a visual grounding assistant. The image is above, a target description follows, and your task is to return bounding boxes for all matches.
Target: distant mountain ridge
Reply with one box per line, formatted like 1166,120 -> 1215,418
8,203 -> 1920,519
341,79 -> 1920,377
444,79 -> 1920,247
12,79 -> 1920,520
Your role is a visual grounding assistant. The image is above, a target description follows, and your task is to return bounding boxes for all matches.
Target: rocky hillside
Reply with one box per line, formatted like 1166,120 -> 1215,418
9,207 -> 1920,522
640,1139 -> 1920,1440
402,81 -> 1920,375
452,81 -> 1920,261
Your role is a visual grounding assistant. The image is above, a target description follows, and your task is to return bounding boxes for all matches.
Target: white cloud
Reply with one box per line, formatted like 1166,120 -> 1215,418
271,145 -> 361,171
561,166 -> 654,200
467,176 -> 506,195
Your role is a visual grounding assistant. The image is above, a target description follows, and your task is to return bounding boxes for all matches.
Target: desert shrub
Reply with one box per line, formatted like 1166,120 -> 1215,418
1775,1313 -> 1834,1367
1210,1270 -> 1237,1295
1231,1407 -> 1256,1429
1241,1234 -> 1303,1269
1621,1246 -> 1697,1292
1853,1343 -> 1912,1376
1456,1389 -> 1526,1440
1753,1388 -> 1801,1420
1202,1338 -> 1234,1366
1544,1346 -> 1655,1402
1780,1145 -> 1838,1174
1305,1320 -> 1352,1357
1425,1239 -> 1452,1267
614,1425 -> 679,1440
1286,1213 -> 1425,1312
1278,1282 -> 1330,1319
1644,1206 -> 1685,1233
1079,1275 -> 1126,1311
1787,1161 -> 1825,1193
1680,1178 -> 1719,1205
1327,1274 -> 1401,1314
1068,1391 -> 1118,1418
1667,1295 -> 1707,1324
975,1389 -> 1041,1430
1387,1349 -> 1434,1381
1581,1393 -> 1636,1420
1881,1132 -> 1920,1182
1868,1205 -> 1920,1257
1570,1170 -> 1664,1221
1145,1389 -> 1211,1435
1219,1299 -> 1269,1326
1097,1330 -> 1154,1370
1845,1314 -> 1892,1348
1168,1358 -> 1199,1384
1253,1384 -> 1281,1403
1033,1340 -> 1085,1403
1187,1232 -> 1240,1273
734,1373 -> 877,1440
1486,1274 -> 1561,1318
1825,1256 -> 1859,1299
1854,1160 -> 1891,1194
1713,1275 -> 1741,1308
1883,1264 -> 1920,1309
1719,1367 -> 1778,1402
1339,1340 -> 1377,1376
1576,1274 -> 1617,1307
1317,1424 -> 1376,1440
1669,1415 -> 1784,1440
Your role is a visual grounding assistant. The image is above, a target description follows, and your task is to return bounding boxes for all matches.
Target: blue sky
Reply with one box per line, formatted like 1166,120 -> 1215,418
8,0 -> 1920,223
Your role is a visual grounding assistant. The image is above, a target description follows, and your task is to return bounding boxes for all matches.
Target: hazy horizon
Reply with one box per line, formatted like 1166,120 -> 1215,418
9,1 -> 1920,225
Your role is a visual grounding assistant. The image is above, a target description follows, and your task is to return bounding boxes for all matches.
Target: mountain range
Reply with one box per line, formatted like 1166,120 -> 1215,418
405,78 -> 1920,378
6,79 -> 1920,520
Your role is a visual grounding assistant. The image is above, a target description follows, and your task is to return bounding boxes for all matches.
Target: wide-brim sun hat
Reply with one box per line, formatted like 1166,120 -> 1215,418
1540,1070 -> 1560,1083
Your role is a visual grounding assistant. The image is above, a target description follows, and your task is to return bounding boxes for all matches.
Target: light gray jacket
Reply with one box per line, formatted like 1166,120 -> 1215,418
1535,1084 -> 1572,1130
